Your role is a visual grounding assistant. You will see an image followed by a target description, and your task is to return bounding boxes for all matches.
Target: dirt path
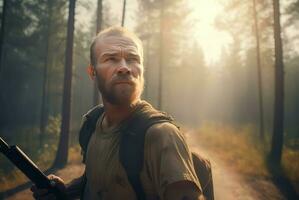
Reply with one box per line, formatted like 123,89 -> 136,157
5,131 -> 287,200
185,130 -> 286,200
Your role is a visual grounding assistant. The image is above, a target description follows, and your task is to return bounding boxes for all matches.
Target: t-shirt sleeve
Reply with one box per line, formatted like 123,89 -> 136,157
143,122 -> 202,197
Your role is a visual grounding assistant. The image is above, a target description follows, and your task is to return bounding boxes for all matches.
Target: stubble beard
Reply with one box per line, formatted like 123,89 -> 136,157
95,73 -> 144,106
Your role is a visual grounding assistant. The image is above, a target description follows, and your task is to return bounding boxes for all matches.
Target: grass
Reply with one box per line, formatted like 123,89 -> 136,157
282,147 -> 299,193
195,122 -> 269,177
195,122 -> 299,194
0,145 -> 82,192
0,115 -> 83,192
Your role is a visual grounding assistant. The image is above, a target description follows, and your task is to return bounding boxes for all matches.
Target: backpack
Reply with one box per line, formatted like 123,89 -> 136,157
79,104 -> 214,200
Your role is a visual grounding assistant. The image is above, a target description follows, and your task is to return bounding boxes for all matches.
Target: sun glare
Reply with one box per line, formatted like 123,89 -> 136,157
188,0 -> 232,64
77,0 -> 231,64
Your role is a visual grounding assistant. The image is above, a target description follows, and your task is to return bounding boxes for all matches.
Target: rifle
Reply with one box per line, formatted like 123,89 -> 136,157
0,137 -> 65,198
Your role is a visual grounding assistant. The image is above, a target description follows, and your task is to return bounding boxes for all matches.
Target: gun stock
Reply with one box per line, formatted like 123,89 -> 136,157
0,137 -> 65,198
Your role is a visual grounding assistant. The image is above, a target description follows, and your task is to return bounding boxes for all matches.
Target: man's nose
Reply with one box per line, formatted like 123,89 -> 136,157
117,59 -> 131,75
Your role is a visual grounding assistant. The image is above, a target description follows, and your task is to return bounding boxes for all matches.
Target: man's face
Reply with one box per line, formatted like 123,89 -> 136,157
93,35 -> 144,106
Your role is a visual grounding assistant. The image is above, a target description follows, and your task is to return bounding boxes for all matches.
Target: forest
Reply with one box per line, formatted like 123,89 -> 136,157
0,0 -> 299,199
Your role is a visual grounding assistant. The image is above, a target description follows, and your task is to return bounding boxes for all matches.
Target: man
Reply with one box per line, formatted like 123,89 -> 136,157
31,26 -> 203,200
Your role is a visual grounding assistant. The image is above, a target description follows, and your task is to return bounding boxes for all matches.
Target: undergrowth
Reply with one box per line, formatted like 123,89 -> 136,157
196,122 -> 299,192
0,146 -> 81,192
0,115 -> 82,192
282,148 -> 299,192
196,122 -> 269,177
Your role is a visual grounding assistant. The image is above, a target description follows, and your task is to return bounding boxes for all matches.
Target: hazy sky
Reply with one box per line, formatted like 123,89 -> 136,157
77,0 -> 230,63
76,0 -> 138,31
124,0 -> 231,63
76,0 -> 298,63
187,0 -> 232,63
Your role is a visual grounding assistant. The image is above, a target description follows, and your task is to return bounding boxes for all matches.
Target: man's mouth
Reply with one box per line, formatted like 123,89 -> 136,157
114,81 -> 134,85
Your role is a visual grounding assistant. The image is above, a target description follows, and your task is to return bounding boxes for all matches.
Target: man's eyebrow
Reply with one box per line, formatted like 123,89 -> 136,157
127,52 -> 140,57
100,52 -> 119,58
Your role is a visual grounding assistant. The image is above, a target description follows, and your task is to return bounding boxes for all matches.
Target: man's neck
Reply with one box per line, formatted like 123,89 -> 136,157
102,99 -> 141,128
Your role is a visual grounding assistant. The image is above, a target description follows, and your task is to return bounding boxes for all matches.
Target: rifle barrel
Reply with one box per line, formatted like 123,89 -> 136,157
0,137 -> 10,153
0,137 -> 65,198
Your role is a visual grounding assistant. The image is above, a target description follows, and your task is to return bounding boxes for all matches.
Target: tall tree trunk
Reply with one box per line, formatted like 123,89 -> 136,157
158,0 -> 164,109
93,0 -> 102,106
253,0 -> 265,142
0,0 -> 7,78
121,0 -> 126,27
39,0 -> 53,148
270,0 -> 284,165
53,0 -> 76,168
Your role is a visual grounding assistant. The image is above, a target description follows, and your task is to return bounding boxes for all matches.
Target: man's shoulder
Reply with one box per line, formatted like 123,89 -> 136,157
147,122 -> 179,134
145,122 -> 184,146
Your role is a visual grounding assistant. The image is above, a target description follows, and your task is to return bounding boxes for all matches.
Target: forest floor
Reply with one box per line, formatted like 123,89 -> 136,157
185,130 -> 286,200
5,130 -> 286,200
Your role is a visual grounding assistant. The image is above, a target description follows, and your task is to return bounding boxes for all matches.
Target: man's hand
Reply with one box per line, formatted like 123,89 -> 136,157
30,174 -> 67,200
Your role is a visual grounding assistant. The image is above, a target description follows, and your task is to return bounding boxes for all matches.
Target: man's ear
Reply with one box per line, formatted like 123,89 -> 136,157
87,65 -> 96,80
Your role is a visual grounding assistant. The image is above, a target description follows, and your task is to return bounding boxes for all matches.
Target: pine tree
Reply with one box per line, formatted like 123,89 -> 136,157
53,0 -> 76,168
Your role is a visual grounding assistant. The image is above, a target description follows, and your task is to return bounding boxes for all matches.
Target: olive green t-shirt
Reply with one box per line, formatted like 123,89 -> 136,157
84,102 -> 201,200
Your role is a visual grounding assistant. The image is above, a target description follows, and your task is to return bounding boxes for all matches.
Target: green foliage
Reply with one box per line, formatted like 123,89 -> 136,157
0,1 -> 69,189
45,115 -> 61,137
282,147 -> 299,194
0,0 -> 67,129
285,0 -> 299,25
35,115 -> 61,167
0,114 -> 61,192
282,147 -> 299,180
285,57 -> 299,139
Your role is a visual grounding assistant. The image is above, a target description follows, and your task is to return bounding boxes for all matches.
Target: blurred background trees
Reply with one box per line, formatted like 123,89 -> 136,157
0,0 -> 299,196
